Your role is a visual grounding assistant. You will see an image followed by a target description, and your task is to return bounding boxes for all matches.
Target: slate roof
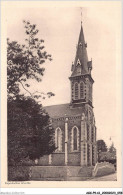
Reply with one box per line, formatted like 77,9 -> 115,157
44,103 -> 85,118
71,24 -> 89,77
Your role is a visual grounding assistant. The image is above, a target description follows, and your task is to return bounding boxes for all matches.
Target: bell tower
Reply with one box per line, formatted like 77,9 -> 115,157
69,22 -> 94,108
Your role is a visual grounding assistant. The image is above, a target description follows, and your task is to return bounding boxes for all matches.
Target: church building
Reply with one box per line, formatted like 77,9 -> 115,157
38,21 -> 97,167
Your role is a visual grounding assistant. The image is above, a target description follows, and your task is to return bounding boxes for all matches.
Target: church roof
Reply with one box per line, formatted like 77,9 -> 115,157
71,23 -> 90,77
44,103 -> 84,118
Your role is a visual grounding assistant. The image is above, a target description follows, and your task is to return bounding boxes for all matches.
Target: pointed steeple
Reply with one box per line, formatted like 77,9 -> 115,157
69,19 -> 94,107
71,23 -> 92,77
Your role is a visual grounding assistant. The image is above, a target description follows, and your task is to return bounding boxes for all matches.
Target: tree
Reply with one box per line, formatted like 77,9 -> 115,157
7,20 -> 54,100
97,139 -> 107,153
109,142 -> 116,154
7,21 -> 55,168
8,96 -> 55,166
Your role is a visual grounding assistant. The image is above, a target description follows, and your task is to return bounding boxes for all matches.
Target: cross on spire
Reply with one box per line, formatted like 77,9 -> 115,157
81,7 -> 82,25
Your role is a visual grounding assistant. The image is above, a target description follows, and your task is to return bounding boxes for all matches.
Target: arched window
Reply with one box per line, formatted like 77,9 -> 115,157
75,83 -> 79,100
80,82 -> 84,99
71,126 -> 79,151
55,128 -> 62,152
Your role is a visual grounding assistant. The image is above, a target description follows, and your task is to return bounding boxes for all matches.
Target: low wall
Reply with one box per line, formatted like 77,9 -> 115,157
30,166 -> 67,180
8,165 -> 94,181
67,166 -> 93,177
92,162 -> 115,177
30,165 -> 94,180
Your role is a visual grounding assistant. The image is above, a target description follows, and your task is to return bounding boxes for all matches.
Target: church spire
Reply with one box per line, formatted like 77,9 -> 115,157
69,17 -> 94,107
71,22 -> 92,77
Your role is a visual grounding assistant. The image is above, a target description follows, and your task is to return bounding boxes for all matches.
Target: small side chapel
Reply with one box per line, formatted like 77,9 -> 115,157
38,21 -> 97,166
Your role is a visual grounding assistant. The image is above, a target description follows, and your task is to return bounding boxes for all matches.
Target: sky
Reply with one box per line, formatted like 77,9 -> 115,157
5,1 -> 121,148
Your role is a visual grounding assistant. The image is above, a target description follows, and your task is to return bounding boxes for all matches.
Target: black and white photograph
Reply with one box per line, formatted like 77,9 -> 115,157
1,0 -> 122,188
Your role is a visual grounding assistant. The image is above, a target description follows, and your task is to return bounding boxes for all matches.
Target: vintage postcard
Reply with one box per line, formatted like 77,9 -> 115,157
1,0 -> 122,189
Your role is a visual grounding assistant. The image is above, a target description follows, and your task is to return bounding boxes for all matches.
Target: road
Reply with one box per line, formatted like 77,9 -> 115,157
88,173 -> 117,181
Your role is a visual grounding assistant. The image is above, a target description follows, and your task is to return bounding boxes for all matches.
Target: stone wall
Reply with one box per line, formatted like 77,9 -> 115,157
30,166 -> 67,180
30,165 -> 94,180
38,152 -> 81,166
92,162 -> 115,177
68,152 -> 81,165
37,112 -> 97,166
8,165 -> 94,181
52,153 -> 65,165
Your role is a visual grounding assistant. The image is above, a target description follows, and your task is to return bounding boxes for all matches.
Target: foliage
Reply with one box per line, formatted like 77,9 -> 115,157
108,143 -> 116,154
8,165 -> 30,181
99,151 -> 116,161
7,20 -> 54,99
8,96 -> 55,165
97,139 -> 108,153
7,21 -> 55,166
97,142 -> 116,167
